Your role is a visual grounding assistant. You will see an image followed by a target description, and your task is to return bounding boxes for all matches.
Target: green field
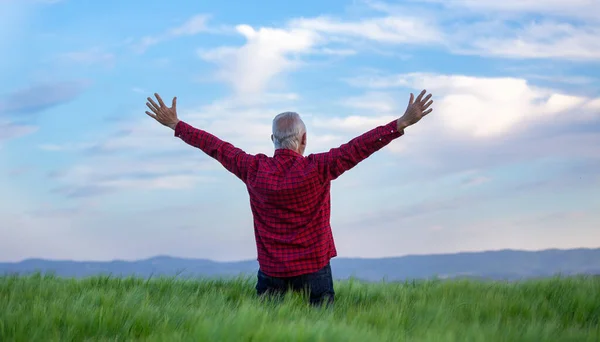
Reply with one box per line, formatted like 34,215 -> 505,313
1,274 -> 599,341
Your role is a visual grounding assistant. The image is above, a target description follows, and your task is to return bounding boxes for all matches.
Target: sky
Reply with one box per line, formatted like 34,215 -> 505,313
1,0 -> 599,262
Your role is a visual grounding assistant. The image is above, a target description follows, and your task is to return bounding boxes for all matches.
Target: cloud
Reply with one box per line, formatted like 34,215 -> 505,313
51,174 -> 215,199
47,147 -> 220,198
0,121 -> 38,144
586,98 -> 600,111
133,14 -> 211,52
418,0 -> 600,20
197,13 -> 443,97
524,74 -> 597,86
181,95 -> 348,154
346,72 -> 599,138
38,143 -> 96,152
7,166 -> 32,177
345,159 -> 600,235
41,96 -> 278,198
194,8 -> 597,101
363,1 -> 600,61
0,80 -> 91,117
512,159 -> 600,193
340,91 -> 401,113
461,21 -> 600,61
44,117 -> 223,197
462,175 -> 491,187
289,15 -> 442,45
199,25 -> 319,97
316,48 -> 357,56
313,115 -> 398,134
42,91 -> 362,200
58,47 -> 116,67
309,72 -> 600,180
168,15 -> 211,35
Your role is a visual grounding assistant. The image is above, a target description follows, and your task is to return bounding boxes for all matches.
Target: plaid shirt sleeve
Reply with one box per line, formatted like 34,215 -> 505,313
174,121 -> 256,182
310,119 -> 404,182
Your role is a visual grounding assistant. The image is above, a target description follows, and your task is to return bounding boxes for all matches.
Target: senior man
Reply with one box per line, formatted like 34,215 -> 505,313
145,90 -> 433,307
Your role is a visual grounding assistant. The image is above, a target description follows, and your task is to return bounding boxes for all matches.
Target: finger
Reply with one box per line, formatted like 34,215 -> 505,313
155,93 -> 166,107
172,96 -> 177,109
423,108 -> 433,116
409,93 -> 414,105
423,100 -> 433,110
415,89 -> 426,103
147,97 -> 160,111
421,93 -> 432,105
146,102 -> 159,114
145,111 -> 158,120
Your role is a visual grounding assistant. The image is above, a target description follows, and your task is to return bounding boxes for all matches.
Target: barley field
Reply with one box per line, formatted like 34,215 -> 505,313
1,274 -> 598,341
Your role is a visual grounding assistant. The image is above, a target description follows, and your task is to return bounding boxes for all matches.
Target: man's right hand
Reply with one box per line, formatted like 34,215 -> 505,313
145,93 -> 180,130
397,89 -> 433,131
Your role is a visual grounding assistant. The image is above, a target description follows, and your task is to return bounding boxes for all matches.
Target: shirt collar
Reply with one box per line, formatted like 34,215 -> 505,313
274,148 -> 303,158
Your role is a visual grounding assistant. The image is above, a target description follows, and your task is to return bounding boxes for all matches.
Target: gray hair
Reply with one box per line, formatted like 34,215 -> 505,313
272,111 -> 306,150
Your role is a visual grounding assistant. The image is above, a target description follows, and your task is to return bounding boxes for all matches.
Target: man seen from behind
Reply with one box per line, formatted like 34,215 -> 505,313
144,89 -> 434,307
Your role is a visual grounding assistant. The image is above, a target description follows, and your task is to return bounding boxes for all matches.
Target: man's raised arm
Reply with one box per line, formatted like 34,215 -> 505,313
145,93 -> 255,183
311,89 -> 433,182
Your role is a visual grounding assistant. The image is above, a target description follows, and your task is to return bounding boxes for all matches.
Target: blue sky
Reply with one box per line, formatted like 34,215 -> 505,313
1,0 -> 599,262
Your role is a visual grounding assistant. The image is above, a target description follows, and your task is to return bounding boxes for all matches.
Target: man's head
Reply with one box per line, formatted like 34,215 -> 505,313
271,111 -> 307,155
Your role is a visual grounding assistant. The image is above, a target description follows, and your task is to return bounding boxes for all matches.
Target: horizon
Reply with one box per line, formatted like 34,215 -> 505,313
6,247 -> 600,264
1,0 -> 599,263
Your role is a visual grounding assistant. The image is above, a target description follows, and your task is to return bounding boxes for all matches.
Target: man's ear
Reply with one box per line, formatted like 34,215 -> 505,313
301,132 -> 307,145
271,134 -> 274,142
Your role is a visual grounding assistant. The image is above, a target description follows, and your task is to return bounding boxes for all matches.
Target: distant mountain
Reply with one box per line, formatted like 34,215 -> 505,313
1,248 -> 599,282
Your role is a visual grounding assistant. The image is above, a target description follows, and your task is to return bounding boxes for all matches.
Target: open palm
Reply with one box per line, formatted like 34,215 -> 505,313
145,93 -> 180,130
398,89 -> 433,129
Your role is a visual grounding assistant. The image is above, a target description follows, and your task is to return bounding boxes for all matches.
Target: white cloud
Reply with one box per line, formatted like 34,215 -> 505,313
199,25 -> 319,98
92,174 -> 211,191
49,152 -> 219,198
585,98 -> 600,111
38,143 -> 96,151
465,21 -> 600,60
341,91 -> 400,113
309,114 -> 406,153
419,0 -> 600,20
362,1 -> 600,60
289,15 -> 442,44
168,14 -> 211,36
0,121 -> 38,145
134,14 -> 211,52
183,96 -> 349,154
463,175 -> 491,187
313,115 -> 398,133
193,6 -> 598,101
316,48 -> 357,56
43,93 -> 347,198
59,47 -> 116,67
41,113 -> 225,197
197,13 -> 443,97
346,72 -> 599,138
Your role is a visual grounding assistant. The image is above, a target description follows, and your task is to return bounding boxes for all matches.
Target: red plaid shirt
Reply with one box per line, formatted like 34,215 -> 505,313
174,119 -> 403,277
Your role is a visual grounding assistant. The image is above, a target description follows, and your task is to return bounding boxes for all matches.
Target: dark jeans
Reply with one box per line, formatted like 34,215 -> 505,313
256,263 -> 335,307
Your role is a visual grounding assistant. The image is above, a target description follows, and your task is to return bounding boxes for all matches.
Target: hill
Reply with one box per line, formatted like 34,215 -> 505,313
1,274 -> 598,341
1,248 -> 599,281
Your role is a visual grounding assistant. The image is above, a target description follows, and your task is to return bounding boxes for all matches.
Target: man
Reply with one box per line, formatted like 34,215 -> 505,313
145,89 -> 433,307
